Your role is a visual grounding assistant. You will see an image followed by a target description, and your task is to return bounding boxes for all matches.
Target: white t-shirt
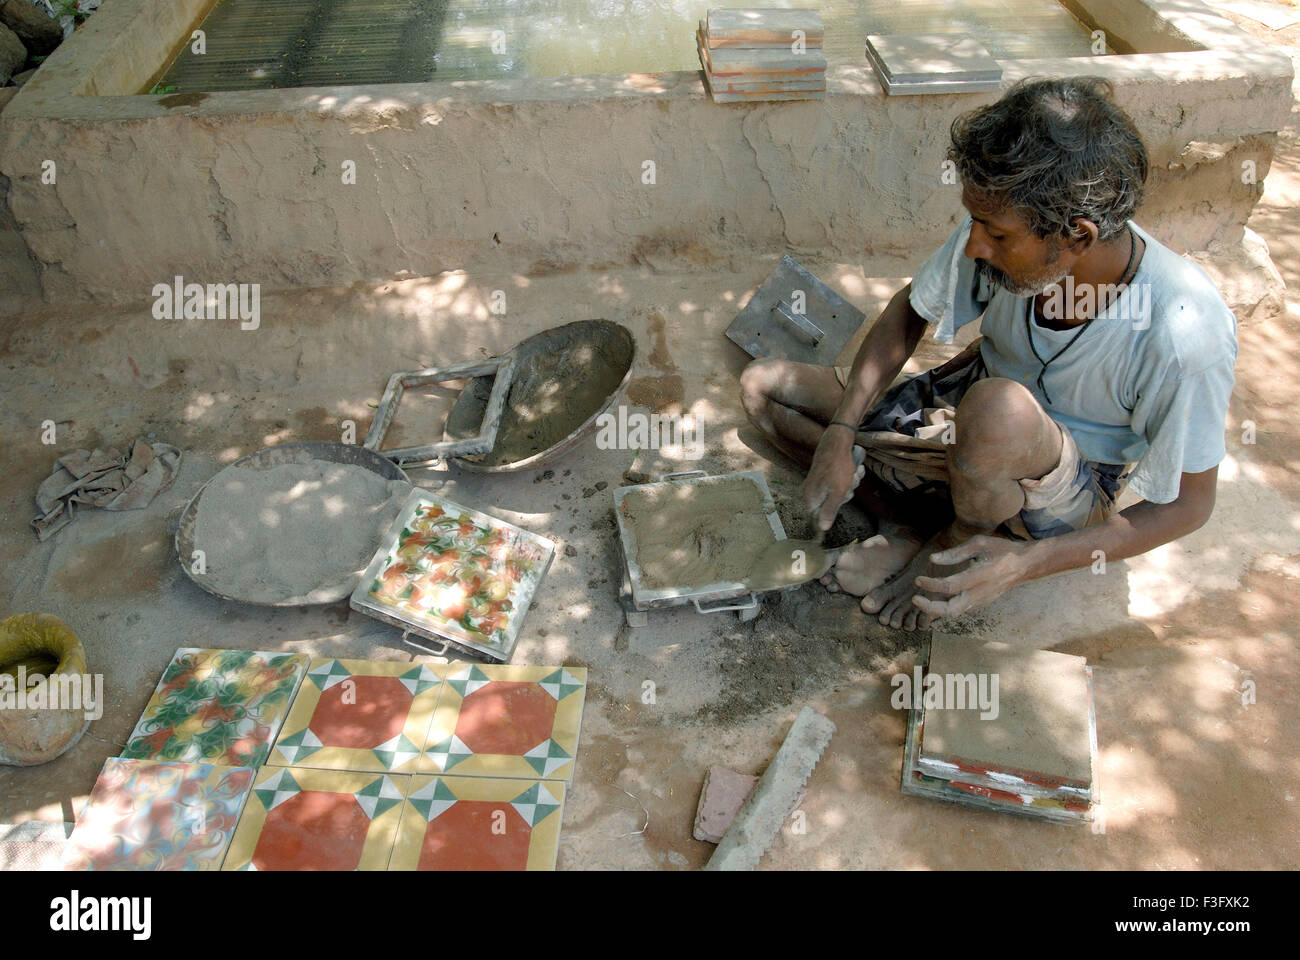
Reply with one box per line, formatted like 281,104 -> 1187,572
908,215 -> 1237,504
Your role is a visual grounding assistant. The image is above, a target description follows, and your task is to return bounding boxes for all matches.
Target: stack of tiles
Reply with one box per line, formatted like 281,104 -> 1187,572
698,8 -> 826,103
901,635 -> 1099,824
865,34 -> 1002,96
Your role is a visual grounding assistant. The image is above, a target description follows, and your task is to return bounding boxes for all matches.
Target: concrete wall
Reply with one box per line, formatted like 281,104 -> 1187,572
0,0 -> 1292,309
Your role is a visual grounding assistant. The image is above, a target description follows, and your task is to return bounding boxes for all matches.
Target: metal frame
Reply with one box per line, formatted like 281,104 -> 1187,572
364,354 -> 516,466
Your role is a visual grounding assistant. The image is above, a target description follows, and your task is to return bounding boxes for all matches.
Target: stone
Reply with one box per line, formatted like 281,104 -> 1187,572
0,0 -> 62,57
693,766 -> 758,844
10,66 -> 33,86
0,22 -> 24,86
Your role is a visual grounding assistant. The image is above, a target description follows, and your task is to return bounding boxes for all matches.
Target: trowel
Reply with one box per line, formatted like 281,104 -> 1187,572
741,446 -> 867,591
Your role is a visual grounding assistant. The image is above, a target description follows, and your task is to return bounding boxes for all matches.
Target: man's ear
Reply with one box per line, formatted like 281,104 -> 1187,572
1066,218 -> 1100,254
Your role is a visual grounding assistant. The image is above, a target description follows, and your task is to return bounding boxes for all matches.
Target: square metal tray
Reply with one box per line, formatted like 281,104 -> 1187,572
350,488 -> 555,663
726,255 -> 866,364
612,470 -> 786,615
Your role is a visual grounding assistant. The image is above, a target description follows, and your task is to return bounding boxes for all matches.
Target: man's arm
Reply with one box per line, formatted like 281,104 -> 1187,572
803,284 -> 929,530
913,466 -> 1219,618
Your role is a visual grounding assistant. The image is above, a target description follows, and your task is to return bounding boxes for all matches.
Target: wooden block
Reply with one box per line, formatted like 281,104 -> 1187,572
706,8 -> 824,48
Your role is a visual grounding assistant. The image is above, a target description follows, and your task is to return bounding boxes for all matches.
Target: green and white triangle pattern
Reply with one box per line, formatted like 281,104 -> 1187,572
253,769 -> 301,811
372,733 -> 421,770
538,668 -> 584,701
523,738 -> 572,778
510,782 -> 561,827
445,665 -> 492,699
354,776 -> 404,820
397,664 -> 440,697
407,778 -> 459,822
275,728 -> 324,764
424,734 -> 474,772
308,659 -> 352,691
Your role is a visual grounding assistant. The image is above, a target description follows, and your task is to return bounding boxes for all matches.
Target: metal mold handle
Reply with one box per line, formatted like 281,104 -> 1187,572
401,630 -> 449,657
773,301 -> 824,345
661,470 -> 707,482
692,593 -> 759,615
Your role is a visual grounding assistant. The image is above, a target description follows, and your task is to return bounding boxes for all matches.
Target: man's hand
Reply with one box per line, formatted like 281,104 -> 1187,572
803,425 -> 864,532
911,534 -> 1032,621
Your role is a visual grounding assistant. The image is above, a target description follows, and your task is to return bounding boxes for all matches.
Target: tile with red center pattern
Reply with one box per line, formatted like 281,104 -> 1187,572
389,775 -> 565,871
222,766 -> 406,871
419,664 -> 586,780
267,659 -> 444,773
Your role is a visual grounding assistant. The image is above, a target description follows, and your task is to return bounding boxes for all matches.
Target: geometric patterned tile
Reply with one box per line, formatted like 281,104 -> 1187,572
417,665 -> 586,780
267,659 -> 445,774
222,766 -> 407,871
120,648 -> 309,767
61,758 -> 255,871
389,775 -> 565,871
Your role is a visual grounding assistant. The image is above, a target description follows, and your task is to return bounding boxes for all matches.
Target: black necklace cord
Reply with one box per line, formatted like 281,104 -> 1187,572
1025,227 -> 1138,406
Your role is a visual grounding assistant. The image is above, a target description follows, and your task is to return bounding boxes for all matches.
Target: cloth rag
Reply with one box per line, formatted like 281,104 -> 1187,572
33,440 -> 182,541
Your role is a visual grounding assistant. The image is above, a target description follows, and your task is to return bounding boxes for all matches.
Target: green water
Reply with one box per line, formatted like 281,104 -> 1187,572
156,0 -> 1102,93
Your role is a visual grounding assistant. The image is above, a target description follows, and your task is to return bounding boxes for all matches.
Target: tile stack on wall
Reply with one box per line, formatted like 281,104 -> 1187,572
698,8 -> 826,103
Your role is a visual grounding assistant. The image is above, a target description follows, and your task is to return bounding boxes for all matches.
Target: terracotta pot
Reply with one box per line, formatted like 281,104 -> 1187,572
0,613 -> 92,766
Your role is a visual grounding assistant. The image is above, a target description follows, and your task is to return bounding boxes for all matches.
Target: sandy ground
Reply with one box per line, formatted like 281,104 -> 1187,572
2,19 -> 1298,871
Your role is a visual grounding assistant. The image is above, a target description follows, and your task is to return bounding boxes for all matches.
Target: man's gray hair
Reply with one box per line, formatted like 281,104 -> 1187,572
948,76 -> 1148,243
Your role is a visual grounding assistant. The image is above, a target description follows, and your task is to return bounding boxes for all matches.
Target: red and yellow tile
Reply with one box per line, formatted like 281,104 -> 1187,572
223,766 -> 406,871
418,664 -> 587,780
268,659 -> 444,774
389,775 -> 565,871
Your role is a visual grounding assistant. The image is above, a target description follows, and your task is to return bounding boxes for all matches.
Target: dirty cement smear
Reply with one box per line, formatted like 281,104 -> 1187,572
447,320 -> 633,468
620,475 -> 777,591
154,0 -> 453,93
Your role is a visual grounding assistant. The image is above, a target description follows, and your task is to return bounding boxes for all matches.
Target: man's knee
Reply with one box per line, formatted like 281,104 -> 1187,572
951,377 -> 1056,478
739,358 -> 782,421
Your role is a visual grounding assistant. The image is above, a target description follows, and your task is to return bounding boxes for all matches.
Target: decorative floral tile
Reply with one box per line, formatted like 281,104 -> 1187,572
222,766 -> 407,871
389,775 -> 565,871
62,758 -> 255,871
121,648 -> 309,767
352,492 -> 555,659
267,658 -> 444,773
418,664 -> 587,780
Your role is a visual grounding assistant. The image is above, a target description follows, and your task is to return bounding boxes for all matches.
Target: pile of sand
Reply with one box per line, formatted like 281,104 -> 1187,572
192,459 -> 410,605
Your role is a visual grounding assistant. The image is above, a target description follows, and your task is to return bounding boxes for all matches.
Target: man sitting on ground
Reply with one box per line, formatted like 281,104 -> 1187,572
739,76 -> 1237,631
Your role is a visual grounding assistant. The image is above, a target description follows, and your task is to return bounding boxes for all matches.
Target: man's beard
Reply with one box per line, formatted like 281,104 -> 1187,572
975,257 -> 1070,299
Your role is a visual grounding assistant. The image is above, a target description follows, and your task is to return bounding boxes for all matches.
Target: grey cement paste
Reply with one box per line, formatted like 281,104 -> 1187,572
922,635 -> 1093,786
192,459 -> 410,605
446,320 -> 633,468
621,476 -> 778,591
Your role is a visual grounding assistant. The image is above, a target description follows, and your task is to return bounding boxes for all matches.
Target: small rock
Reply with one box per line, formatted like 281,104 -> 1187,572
563,469 -> 571,477
0,22 -> 24,86
9,65 -> 33,86
0,0 -> 62,58
623,469 -> 650,484
563,544 -> 576,557
582,487 -> 597,498
561,493 -> 571,500
595,481 -> 608,491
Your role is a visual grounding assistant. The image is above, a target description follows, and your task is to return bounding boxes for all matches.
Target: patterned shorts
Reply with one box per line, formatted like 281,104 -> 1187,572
834,342 -> 1131,540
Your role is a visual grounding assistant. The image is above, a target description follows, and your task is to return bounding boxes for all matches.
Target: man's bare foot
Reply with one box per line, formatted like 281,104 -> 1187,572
820,531 -> 925,598
861,529 -> 973,631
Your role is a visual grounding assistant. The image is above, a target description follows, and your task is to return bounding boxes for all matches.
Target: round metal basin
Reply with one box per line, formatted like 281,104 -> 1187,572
445,319 -> 637,473
174,441 -> 409,606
